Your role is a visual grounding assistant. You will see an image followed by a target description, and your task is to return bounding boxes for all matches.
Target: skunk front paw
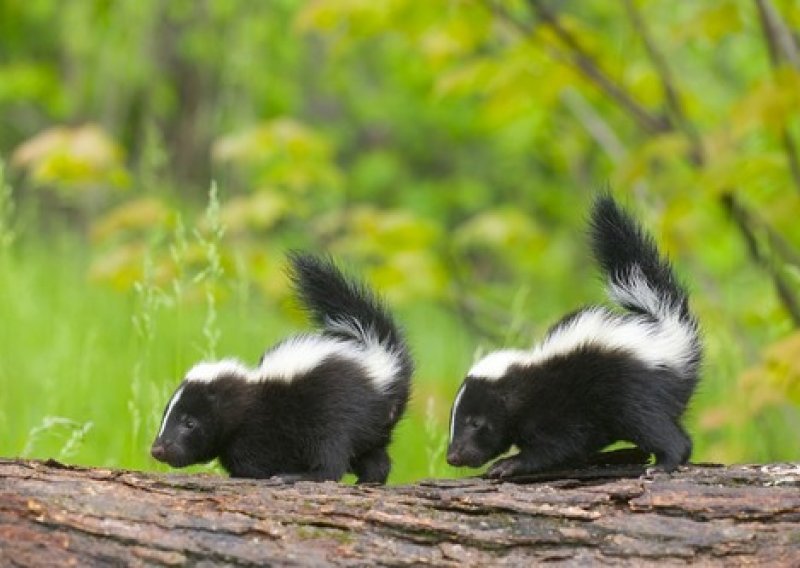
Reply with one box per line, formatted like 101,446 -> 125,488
486,456 -> 527,479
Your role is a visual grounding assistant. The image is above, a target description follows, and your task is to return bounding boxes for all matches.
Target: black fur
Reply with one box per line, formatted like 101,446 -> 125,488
286,251 -> 413,411
446,195 -> 702,477
150,253 -> 413,484
590,195 -> 692,321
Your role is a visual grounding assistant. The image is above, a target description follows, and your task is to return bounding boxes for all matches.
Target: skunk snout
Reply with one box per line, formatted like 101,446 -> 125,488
150,440 -> 191,468
150,442 -> 168,462
446,449 -> 462,467
447,443 -> 486,468
447,447 -> 468,467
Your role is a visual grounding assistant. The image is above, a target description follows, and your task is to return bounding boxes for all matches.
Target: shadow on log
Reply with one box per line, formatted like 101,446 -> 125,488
1,458 -> 799,566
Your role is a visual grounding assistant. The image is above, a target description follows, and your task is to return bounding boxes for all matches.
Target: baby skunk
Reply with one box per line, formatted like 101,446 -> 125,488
150,252 -> 413,483
447,195 -> 702,478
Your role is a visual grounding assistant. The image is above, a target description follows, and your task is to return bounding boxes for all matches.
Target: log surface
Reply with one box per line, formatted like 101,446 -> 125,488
1,459 -> 799,566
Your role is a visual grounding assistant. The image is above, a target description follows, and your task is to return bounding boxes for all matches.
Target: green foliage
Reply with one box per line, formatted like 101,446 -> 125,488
0,159 -> 14,250
196,181 -> 225,359
213,118 -> 342,195
11,124 -> 130,197
1,0 -> 799,479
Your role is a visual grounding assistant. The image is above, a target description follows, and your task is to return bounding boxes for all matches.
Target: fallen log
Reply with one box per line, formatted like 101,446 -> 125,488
1,458 -> 799,566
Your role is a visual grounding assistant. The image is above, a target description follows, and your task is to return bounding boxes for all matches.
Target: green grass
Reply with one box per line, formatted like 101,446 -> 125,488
0,237 -> 476,481
0,235 -> 796,483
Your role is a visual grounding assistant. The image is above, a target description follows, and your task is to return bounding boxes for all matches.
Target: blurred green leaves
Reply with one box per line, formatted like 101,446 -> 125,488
0,159 -> 15,250
12,124 -> 130,198
213,118 -> 342,195
1,0 -> 799,467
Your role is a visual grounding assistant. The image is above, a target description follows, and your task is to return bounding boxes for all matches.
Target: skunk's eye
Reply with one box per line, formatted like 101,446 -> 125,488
467,417 -> 481,429
184,418 -> 197,430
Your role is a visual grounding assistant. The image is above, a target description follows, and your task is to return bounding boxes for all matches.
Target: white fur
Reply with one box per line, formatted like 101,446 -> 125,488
324,317 -> 404,389
325,315 -> 371,344
449,382 -> 468,443
609,266 -> 674,319
468,280 -> 696,382
157,385 -> 185,437
185,359 -> 252,383
467,350 -> 531,381
257,336 -> 352,382
260,332 -> 400,391
183,329 -> 401,392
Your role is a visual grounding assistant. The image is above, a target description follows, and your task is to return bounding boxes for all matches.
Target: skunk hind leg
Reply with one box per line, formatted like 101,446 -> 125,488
629,416 -> 691,473
352,446 -> 391,484
678,424 -> 693,464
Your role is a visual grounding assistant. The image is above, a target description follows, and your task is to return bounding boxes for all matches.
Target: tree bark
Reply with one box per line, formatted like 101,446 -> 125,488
1,458 -> 799,566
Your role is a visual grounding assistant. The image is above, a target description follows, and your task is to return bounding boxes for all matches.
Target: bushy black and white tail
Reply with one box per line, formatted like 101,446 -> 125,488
589,195 -> 701,374
287,252 -> 414,390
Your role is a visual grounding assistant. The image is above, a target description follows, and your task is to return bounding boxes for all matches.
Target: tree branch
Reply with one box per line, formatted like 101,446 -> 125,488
562,89 -> 627,162
722,193 -> 800,326
621,0 -> 705,166
780,130 -> 800,197
755,0 -> 800,70
526,0 -> 671,135
482,0 -> 800,326
755,0 -> 800,195
481,0 -> 669,135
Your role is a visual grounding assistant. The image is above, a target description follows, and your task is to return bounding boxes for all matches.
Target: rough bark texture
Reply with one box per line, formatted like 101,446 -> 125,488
1,459 -> 799,566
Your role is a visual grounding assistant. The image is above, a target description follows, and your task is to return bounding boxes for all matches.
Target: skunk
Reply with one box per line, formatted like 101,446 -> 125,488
150,252 -> 413,483
446,195 -> 702,477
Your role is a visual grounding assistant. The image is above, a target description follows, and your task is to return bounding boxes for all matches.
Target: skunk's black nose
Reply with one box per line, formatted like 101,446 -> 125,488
446,449 -> 462,467
151,443 -> 167,461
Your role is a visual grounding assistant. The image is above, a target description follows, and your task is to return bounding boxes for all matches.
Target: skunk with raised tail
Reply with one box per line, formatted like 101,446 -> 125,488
447,195 -> 702,477
150,252 -> 413,483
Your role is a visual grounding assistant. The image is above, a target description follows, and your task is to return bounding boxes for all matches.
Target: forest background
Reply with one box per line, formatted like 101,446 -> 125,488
1,0 -> 799,482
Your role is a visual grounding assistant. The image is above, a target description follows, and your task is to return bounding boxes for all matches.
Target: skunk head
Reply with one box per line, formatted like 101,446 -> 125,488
446,377 -> 512,468
151,360 -> 249,468
150,382 -> 220,468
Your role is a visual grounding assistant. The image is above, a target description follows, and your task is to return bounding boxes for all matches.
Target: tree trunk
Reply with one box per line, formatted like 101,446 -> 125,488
1,458 -> 799,566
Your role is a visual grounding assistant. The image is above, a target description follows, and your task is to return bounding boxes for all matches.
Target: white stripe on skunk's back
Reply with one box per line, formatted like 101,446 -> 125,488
467,307 -> 697,381
186,360 -> 252,382
184,332 -> 402,391
467,350 -> 532,381
258,334 -> 401,390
